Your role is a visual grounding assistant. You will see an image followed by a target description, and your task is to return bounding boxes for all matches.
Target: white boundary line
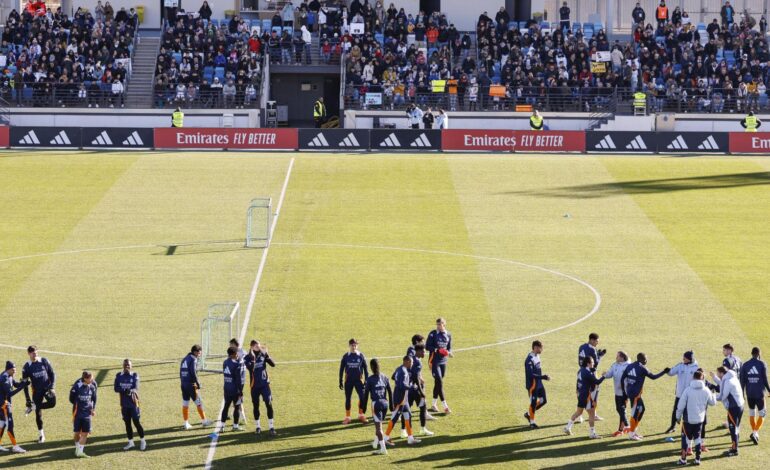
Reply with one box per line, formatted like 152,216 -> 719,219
204,157 -> 295,470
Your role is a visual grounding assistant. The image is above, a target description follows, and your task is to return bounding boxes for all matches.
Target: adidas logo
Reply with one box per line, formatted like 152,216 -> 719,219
338,132 -> 360,147
18,130 -> 40,145
410,133 -> 431,147
50,131 -> 71,146
92,131 -> 113,146
123,131 -> 144,146
379,133 -> 401,147
627,368 -> 637,377
667,135 -> 688,150
625,135 -> 647,150
594,135 -> 616,149
697,135 -> 719,150
308,133 -> 330,147
748,366 -> 759,375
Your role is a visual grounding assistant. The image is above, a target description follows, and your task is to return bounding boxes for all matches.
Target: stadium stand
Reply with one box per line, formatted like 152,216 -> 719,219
1,2 -> 138,108
153,13 -> 263,109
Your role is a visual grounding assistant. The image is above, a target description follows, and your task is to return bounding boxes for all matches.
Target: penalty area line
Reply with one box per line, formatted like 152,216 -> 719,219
204,157 -> 295,470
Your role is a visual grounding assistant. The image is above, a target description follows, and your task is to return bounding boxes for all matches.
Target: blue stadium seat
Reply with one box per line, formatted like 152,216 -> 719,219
272,26 -> 282,35
583,22 -> 593,31
210,19 -> 219,27
172,52 -> 182,64
203,66 -> 213,77
284,26 -> 293,36
724,50 -> 735,60
519,21 -> 527,30
214,67 -> 225,82
375,33 -> 384,44
697,23 -> 706,30
594,23 -> 602,31
242,19 -> 251,29
540,21 -> 549,29
307,12 -> 315,26
262,19 -> 272,32
572,23 -> 581,33
508,21 -> 517,30
22,88 -> 32,100
673,63 -> 682,74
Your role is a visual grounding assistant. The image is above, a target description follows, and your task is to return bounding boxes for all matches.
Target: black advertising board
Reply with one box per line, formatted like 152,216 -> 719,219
81,128 -> 154,148
298,129 -> 370,150
11,127 -> 82,148
369,129 -> 441,151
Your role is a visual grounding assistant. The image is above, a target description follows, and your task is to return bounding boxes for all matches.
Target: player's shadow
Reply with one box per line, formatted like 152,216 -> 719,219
1,426 -> 205,467
503,171 -> 770,199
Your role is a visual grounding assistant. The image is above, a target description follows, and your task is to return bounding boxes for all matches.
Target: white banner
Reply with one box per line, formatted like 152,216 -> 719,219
350,23 -> 365,35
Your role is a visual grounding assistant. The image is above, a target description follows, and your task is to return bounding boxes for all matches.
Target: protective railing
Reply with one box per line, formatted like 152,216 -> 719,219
343,85 -> 628,113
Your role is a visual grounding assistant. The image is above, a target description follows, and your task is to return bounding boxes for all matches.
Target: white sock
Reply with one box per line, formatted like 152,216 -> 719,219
140,438 -> 146,443
590,427 -> 595,434
128,439 -> 134,444
380,439 -> 386,451
268,419 -> 274,429
432,399 -> 438,407
566,420 -> 574,430
256,419 -> 261,429
442,401 -> 448,408
39,430 -> 44,437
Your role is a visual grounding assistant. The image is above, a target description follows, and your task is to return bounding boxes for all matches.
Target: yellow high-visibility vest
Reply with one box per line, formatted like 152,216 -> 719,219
172,110 -> 184,128
431,80 -> 446,93
530,115 -> 543,130
633,92 -> 647,108
314,100 -> 326,118
745,115 -> 758,132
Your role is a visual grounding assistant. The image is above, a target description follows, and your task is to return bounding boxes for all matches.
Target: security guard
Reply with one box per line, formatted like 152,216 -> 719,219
172,107 -> 184,128
529,109 -> 544,131
741,111 -> 762,132
314,97 -> 326,128
633,91 -> 647,115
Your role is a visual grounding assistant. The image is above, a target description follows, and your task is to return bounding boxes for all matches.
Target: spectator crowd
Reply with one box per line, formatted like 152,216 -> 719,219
1,1 -> 138,107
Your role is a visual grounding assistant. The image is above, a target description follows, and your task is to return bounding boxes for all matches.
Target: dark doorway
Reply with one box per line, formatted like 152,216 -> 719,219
271,73 -> 341,127
420,0 -> 440,16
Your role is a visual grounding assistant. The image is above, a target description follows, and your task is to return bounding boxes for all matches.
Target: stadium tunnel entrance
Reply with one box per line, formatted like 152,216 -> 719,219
270,73 -> 340,128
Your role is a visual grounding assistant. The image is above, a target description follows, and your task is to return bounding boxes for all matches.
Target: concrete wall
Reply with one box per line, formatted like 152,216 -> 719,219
9,108 -> 260,128
346,110 -> 591,130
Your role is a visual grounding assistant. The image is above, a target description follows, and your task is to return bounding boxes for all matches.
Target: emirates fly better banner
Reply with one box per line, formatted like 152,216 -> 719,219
441,130 -> 585,152
154,128 -> 298,150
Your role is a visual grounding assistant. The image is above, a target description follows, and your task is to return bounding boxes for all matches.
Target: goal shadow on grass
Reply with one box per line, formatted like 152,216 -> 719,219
154,239 -> 254,256
504,171 -> 770,199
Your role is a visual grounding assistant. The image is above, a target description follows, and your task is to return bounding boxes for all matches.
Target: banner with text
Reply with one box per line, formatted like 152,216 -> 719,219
441,130 -> 585,152
154,128 -> 298,150
729,132 -> 770,153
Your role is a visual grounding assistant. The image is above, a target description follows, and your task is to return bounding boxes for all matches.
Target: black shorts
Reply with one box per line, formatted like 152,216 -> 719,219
747,396 -> 766,412
372,400 -> 388,423
73,416 -> 92,433
181,384 -> 199,402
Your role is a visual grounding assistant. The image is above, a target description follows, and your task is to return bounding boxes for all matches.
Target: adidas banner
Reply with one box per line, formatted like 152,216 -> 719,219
11,127 -> 82,148
81,128 -> 154,148
586,132 -> 656,153
370,129 -> 441,151
657,132 -> 727,153
298,129 -> 370,150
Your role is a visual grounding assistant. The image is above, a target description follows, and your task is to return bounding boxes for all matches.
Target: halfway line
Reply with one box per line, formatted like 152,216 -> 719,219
204,157 -> 295,470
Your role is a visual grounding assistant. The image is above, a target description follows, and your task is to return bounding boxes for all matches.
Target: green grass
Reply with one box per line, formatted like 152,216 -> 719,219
0,151 -> 768,469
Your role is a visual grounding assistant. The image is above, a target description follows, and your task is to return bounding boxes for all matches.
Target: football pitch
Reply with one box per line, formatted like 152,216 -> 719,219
1,150 -> 769,469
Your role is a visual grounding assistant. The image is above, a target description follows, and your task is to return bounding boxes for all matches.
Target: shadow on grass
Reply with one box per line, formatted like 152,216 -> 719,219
2,425 -> 202,467
503,171 -> 770,199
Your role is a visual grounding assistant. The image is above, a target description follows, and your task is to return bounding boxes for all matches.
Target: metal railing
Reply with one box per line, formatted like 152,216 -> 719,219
343,85 -> 626,113
5,83 -> 128,108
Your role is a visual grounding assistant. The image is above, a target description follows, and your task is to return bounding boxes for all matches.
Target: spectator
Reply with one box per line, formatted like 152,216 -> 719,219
293,31 -> 305,64
436,108 -> 448,129
495,7 -> 509,27
301,25 -> 312,64
656,1 -> 668,28
559,2 -> 570,32
223,79 -> 236,106
115,6 -> 128,23
199,1 -> 212,20
632,3 -> 646,27
721,1 -> 735,28
104,1 -> 114,21
110,79 -> 125,108
94,0 -> 105,22
280,30 -> 293,64
282,2 -> 295,27
272,10 -> 282,28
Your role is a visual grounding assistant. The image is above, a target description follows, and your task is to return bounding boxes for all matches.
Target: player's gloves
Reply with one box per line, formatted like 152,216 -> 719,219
46,389 -> 56,399
542,375 -> 551,381
437,348 -> 449,357
598,349 -> 607,357
663,367 -> 671,374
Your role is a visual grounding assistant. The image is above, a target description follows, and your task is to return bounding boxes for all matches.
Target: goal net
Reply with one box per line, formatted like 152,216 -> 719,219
246,197 -> 272,248
199,302 -> 241,371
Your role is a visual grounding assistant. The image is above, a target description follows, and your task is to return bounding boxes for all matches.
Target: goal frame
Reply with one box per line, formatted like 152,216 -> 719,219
199,302 -> 241,372
246,197 -> 272,248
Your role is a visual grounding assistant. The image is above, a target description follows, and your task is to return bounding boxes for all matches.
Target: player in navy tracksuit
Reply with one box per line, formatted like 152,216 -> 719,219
339,338 -> 368,424
723,343 -> 742,376
384,356 -> 421,445
221,346 -> 246,431
114,359 -> 146,451
565,356 -> 605,438
621,353 -> 669,441
21,345 -> 56,443
426,317 -> 453,413
244,339 -> 276,436
0,361 -> 28,453
741,347 -> 770,445
180,344 -> 211,429
577,333 -> 606,422
69,370 -> 97,458
398,344 -> 432,437
524,340 -> 550,428
362,358 -> 393,455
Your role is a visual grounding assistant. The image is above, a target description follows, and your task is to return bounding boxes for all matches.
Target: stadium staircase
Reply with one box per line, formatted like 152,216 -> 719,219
125,36 -> 160,108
